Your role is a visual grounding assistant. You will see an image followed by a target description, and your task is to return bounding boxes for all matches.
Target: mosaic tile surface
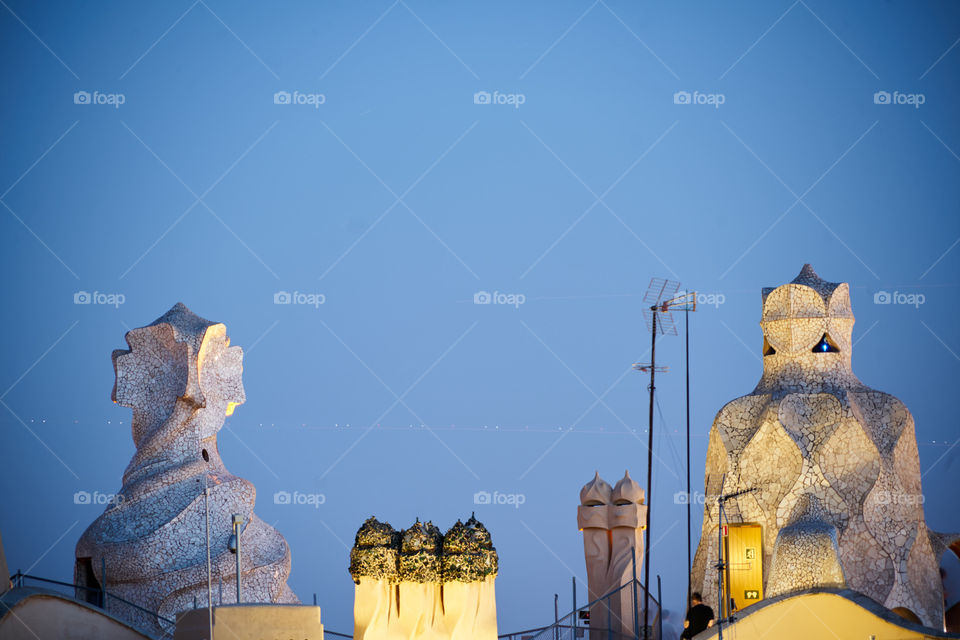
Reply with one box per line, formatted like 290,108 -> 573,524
75,303 -> 297,636
691,265 -> 947,627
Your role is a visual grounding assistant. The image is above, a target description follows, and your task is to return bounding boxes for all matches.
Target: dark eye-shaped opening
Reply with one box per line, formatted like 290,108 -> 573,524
763,336 -> 776,356
812,333 -> 839,353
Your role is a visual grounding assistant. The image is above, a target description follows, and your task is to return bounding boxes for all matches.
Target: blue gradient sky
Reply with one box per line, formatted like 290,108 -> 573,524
1,1 -> 959,634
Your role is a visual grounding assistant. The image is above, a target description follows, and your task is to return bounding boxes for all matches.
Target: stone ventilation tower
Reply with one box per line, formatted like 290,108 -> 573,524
578,471 -> 655,638
691,265 -> 955,628
75,303 -> 298,636
350,514 -> 498,640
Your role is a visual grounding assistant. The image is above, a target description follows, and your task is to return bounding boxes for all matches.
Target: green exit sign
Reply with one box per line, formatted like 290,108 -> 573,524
744,590 -> 760,600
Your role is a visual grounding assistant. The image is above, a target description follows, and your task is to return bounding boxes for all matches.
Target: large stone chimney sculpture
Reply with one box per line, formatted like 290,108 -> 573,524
75,303 -> 298,636
350,514 -> 498,640
691,265 -> 952,628
578,471 -> 654,638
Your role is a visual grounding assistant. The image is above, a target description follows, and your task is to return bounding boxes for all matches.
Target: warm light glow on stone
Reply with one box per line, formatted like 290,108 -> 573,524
76,303 -> 298,637
691,266 -> 948,628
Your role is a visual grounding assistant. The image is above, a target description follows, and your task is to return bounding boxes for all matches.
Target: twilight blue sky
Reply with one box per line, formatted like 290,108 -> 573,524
1,0 -> 959,634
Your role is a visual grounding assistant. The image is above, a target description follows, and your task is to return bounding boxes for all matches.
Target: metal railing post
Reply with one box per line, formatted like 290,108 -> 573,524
572,576 -> 577,635
657,575 -> 662,640
554,593 -> 559,640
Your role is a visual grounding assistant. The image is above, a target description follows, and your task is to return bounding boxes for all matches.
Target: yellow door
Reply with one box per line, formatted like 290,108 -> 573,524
723,524 -> 763,617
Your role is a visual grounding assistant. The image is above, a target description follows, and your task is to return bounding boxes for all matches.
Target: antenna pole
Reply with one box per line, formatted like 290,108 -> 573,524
717,495 -> 724,640
204,477 -> 214,640
635,279 -> 694,638
715,486 -> 757,639
643,309 -> 656,639
685,306 -> 692,609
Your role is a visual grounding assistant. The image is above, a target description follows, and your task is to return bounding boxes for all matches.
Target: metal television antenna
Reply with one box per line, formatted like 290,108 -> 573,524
636,278 -> 696,637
